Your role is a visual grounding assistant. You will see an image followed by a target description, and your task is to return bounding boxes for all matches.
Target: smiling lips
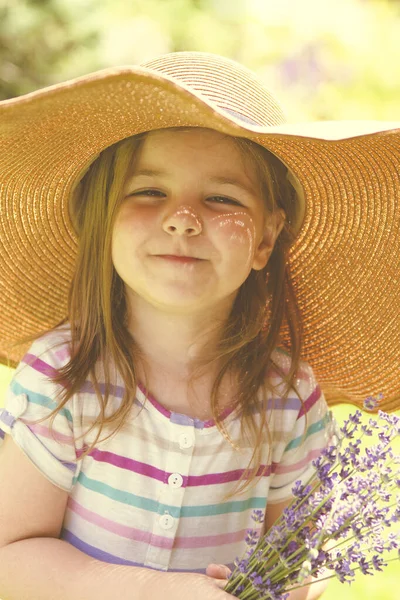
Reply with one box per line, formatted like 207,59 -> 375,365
156,255 -> 203,263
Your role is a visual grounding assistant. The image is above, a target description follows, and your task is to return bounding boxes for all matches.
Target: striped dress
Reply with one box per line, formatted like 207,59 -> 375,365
0,324 -> 338,574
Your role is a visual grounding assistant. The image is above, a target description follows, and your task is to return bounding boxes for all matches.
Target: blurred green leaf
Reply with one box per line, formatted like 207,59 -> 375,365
2,0 -> 400,121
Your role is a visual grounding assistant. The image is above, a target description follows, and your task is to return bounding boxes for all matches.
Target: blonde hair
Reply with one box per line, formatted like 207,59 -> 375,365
7,127 -> 306,503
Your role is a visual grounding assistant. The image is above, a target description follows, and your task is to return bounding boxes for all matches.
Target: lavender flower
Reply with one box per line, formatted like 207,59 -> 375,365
363,393 -> 383,411
224,399 -> 400,599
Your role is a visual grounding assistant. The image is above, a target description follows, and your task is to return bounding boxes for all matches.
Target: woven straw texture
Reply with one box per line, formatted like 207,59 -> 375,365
0,51 -> 399,411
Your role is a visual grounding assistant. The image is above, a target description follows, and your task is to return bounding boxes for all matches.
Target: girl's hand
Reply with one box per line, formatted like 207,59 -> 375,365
152,568 -> 235,599
206,563 -> 233,588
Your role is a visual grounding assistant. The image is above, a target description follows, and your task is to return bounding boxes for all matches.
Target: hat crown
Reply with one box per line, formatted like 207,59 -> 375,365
141,51 -> 287,129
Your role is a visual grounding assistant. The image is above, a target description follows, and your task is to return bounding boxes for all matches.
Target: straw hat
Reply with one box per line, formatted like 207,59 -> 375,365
0,51 -> 399,412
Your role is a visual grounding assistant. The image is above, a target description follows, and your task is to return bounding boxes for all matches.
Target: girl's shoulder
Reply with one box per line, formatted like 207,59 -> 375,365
266,348 -> 334,443
8,323 -> 74,401
1,323 -> 80,492
268,347 -> 320,403
21,322 -> 73,371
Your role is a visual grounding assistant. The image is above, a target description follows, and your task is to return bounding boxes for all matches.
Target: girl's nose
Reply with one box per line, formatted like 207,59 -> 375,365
162,205 -> 203,236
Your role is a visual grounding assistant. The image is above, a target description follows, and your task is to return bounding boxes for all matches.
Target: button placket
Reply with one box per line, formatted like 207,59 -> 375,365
168,472 -> 183,487
178,431 -> 194,449
146,421 -> 196,569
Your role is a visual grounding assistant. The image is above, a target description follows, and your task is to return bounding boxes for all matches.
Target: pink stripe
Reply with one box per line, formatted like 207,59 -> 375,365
22,421 -> 75,446
66,497 -> 172,547
54,346 -> 71,362
174,526 -> 251,549
297,385 -> 321,419
273,447 -> 323,475
67,497 -> 254,550
267,362 -> 312,381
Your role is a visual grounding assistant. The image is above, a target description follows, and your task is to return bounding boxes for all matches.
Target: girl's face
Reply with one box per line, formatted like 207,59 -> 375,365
112,128 -> 284,315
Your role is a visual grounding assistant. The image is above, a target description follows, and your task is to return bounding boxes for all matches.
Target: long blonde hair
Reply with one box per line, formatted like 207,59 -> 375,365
7,127 -> 306,502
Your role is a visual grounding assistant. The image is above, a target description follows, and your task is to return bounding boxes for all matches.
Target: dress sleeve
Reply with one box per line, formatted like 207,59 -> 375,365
267,361 -> 340,504
0,332 -> 79,492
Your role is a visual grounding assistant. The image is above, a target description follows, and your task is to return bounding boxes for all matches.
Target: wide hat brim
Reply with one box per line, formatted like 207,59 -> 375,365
0,52 -> 399,412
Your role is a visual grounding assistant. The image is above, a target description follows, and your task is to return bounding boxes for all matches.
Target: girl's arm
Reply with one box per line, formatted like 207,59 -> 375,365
0,537 -> 237,600
0,537 -> 162,600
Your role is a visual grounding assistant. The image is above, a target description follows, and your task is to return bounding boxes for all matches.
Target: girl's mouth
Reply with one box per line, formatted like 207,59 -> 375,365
156,255 -> 203,263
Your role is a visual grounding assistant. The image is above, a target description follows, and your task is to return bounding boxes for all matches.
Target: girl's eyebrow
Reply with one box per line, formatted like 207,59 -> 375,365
131,168 -> 165,178
209,175 -> 256,196
131,168 -> 256,195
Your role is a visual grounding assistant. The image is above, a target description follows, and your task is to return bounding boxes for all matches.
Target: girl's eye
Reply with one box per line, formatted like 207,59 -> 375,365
209,196 -> 243,206
132,189 -> 165,197
130,190 -> 242,206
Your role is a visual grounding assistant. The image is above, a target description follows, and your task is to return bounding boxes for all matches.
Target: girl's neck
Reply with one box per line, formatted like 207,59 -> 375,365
125,288 -> 234,378
123,289 -> 239,418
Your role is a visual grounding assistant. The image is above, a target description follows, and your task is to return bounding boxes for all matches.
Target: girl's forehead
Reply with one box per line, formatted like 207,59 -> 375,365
126,128 -> 271,205
134,128 -> 258,175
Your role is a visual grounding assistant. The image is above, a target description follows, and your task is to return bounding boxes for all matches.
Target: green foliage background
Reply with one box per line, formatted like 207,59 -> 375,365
1,0 -> 400,121
1,0 -> 399,597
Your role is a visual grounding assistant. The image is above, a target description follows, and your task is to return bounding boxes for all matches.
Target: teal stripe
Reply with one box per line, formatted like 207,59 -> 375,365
274,347 -> 291,358
285,413 -> 330,452
72,471 -> 267,517
9,380 -> 73,423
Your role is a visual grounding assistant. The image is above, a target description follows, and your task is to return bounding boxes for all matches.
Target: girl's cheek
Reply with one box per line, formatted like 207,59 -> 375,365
116,206 -> 156,238
211,212 -> 257,266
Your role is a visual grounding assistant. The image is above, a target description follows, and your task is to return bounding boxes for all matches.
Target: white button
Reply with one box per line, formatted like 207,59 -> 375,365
178,433 -> 194,449
168,473 -> 183,488
159,513 -> 174,530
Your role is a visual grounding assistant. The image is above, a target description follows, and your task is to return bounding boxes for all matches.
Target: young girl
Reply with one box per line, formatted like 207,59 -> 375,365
0,51 -> 399,600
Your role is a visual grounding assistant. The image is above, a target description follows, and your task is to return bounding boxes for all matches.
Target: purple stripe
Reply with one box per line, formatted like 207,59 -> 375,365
0,408 -> 76,472
81,446 -> 277,485
138,381 -> 237,427
61,529 -> 140,566
138,381 -> 304,428
0,410 -> 14,428
61,528 -> 236,574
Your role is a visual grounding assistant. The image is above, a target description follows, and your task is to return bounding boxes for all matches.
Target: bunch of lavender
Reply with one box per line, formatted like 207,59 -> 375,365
223,395 -> 400,600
